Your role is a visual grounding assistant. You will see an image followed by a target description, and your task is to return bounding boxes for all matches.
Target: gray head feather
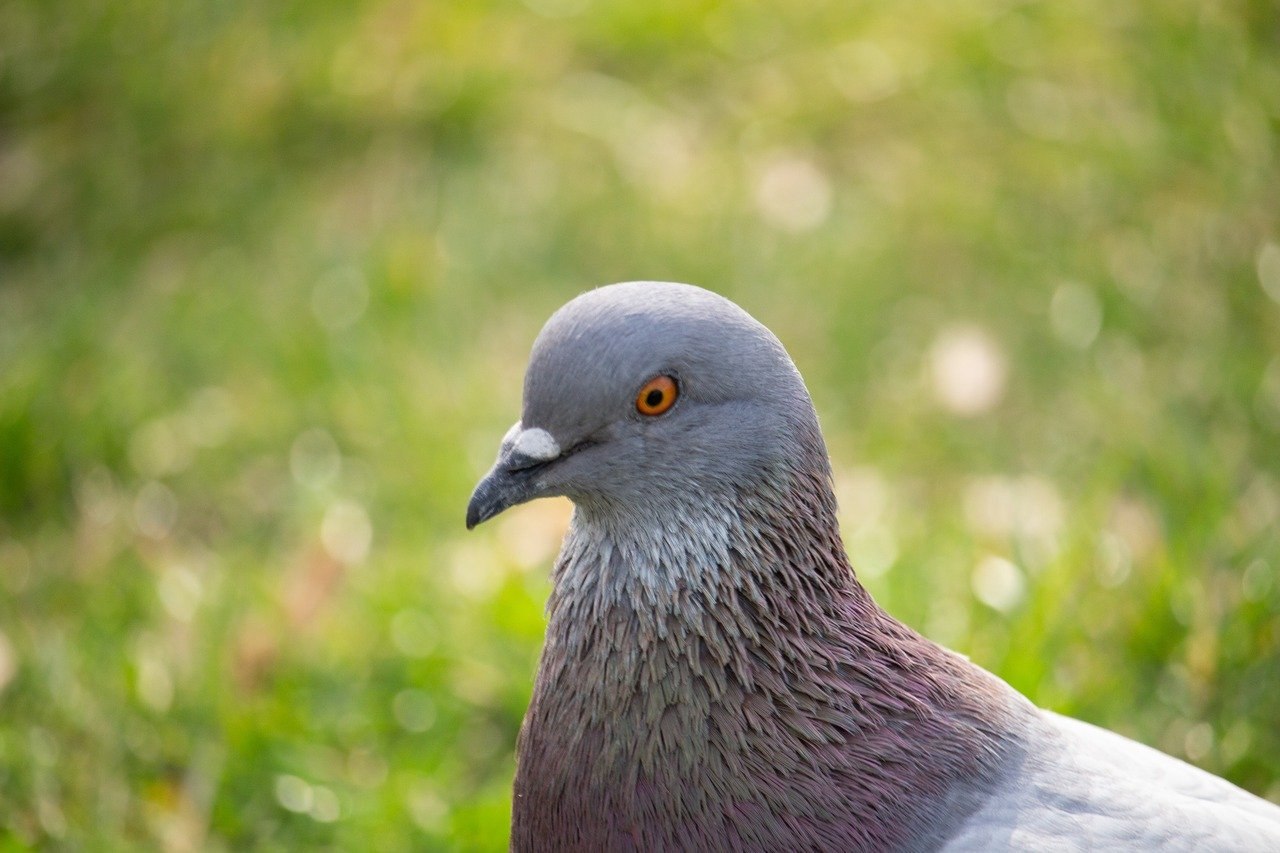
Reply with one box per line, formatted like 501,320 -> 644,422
468,281 -> 826,528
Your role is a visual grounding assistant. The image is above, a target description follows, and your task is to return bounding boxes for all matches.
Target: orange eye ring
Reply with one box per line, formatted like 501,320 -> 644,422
636,375 -> 678,416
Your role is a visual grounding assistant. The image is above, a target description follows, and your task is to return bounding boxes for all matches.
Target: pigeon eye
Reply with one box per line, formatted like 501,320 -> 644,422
636,375 -> 678,416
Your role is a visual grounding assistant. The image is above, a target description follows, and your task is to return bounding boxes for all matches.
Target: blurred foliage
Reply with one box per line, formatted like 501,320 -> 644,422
1,0 -> 1279,848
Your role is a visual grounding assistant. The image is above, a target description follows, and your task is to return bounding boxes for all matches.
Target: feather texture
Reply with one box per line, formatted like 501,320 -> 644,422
467,282 -> 1280,852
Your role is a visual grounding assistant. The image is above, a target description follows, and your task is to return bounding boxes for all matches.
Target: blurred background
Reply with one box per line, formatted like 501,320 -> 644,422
2,0 -> 1279,848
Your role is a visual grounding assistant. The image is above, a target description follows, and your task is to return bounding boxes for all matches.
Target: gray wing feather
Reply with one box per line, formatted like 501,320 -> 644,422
943,711 -> 1280,851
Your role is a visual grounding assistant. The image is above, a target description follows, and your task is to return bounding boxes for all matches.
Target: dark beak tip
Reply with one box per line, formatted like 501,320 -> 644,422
464,494 -> 487,530
465,449 -> 547,530
465,473 -> 506,530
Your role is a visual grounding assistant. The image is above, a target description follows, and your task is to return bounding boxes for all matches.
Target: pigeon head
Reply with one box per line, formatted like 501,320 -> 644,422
466,281 -> 827,529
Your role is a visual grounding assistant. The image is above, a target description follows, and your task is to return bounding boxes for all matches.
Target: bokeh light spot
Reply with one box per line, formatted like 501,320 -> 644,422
274,775 -> 313,814
1243,559 -> 1273,602
390,609 -> 438,658
829,40 -> 900,103
0,629 -> 18,695
133,482 -> 178,540
1184,722 -> 1214,762
134,646 -> 174,713
183,386 -> 237,447
930,326 -> 1008,416
321,500 -> 373,565
847,525 -> 898,578
496,497 -> 572,572
1258,243 -> 1280,304
406,781 -> 448,833
971,555 -> 1026,613
754,155 -> 833,233
347,748 -> 389,790
291,428 -> 341,489
963,475 -> 1064,564
448,541 -> 506,601
1097,532 -> 1132,588
157,564 -> 203,623
392,689 -> 437,733
1050,282 -> 1103,349
129,417 -> 191,478
310,786 -> 341,823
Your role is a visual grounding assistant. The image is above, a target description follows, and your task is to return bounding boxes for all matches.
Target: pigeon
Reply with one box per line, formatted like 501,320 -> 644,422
466,281 -> 1280,851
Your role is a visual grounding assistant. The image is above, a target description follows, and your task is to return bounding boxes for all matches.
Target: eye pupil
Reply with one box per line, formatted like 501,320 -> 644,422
646,389 -> 664,408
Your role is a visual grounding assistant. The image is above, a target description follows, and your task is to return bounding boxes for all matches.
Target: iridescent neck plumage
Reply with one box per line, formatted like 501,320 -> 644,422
512,465 -> 1025,851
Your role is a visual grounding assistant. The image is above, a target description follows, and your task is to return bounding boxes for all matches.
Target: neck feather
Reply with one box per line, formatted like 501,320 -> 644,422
513,464 -> 1025,851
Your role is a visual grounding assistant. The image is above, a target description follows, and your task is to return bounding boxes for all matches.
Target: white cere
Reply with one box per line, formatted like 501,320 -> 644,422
513,427 -> 560,461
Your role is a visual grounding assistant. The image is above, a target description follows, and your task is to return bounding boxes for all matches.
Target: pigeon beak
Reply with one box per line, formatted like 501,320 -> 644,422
465,459 -> 539,529
465,425 -> 561,529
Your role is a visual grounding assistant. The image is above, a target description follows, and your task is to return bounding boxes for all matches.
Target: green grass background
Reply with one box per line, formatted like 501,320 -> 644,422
2,0 -> 1279,848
